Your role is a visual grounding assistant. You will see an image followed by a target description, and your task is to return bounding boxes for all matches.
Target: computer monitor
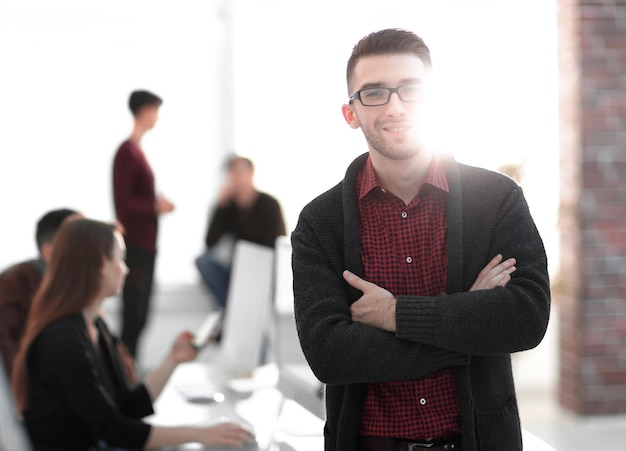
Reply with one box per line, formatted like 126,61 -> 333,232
218,240 -> 275,376
272,236 -> 325,419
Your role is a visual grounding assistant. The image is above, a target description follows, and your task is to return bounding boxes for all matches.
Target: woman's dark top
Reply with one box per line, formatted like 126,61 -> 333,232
23,314 -> 153,451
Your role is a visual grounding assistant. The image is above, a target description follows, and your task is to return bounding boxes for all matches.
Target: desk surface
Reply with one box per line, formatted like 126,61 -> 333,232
145,361 -> 556,451
146,362 -> 324,451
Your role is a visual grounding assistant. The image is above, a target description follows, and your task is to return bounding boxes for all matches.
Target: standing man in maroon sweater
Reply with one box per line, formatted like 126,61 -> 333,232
113,90 -> 175,359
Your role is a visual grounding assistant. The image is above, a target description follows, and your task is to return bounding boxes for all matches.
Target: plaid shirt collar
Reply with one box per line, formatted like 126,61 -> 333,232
358,154 -> 449,201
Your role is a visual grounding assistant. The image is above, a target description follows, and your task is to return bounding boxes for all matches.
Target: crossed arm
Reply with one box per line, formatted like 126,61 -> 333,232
347,254 -> 517,332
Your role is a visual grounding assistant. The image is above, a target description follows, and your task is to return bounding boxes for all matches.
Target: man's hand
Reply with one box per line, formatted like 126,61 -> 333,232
344,270 -> 397,332
217,181 -> 234,207
470,254 -> 516,291
155,194 -> 175,214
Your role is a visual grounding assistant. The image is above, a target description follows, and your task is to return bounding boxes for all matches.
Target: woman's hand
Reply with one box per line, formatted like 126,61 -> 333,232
170,331 -> 199,364
197,422 -> 255,447
144,331 -> 200,401
147,423 -> 255,448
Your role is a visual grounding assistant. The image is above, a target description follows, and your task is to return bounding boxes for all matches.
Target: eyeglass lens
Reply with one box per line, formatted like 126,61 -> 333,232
357,83 -> 425,106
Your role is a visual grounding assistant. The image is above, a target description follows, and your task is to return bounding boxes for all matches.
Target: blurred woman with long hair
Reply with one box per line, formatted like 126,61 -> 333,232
12,219 -> 253,450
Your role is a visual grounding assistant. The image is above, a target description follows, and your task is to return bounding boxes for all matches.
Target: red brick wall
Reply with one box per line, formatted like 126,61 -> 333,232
558,0 -> 626,414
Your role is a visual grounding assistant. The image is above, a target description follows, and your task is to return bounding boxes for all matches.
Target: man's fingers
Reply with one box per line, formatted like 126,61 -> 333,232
490,264 -> 516,285
496,274 -> 512,287
343,270 -> 372,292
477,255 -> 501,279
484,258 -> 516,277
486,253 -> 504,269
470,255 -> 517,291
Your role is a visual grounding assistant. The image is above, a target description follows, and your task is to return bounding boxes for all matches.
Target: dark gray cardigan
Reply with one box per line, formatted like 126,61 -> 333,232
291,152 -> 551,451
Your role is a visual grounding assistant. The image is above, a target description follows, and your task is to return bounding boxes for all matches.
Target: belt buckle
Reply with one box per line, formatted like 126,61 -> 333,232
407,442 -> 434,450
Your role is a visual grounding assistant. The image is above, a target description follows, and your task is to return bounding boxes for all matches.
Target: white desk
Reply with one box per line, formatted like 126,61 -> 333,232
148,361 -> 557,451
146,362 -> 324,451
277,364 -> 324,421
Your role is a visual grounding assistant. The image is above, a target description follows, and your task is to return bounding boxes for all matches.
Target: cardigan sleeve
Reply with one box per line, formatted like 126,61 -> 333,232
395,183 -> 551,356
292,201 -> 470,386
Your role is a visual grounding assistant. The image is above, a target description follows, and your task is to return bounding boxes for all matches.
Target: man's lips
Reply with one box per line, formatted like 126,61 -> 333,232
383,124 -> 412,134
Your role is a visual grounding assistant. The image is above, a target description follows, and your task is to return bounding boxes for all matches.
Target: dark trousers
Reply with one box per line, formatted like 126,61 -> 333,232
121,245 -> 155,359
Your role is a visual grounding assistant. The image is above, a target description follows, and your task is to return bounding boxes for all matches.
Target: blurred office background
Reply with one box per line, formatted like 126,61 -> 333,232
0,0 -> 560,285
2,0 -> 626,448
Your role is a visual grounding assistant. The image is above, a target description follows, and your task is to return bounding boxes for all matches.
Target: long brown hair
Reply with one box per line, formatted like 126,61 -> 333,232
12,219 -> 117,411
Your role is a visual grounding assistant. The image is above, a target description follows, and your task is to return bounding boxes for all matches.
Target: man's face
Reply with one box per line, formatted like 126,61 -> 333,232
139,105 -> 160,130
342,54 -> 430,161
228,160 -> 254,193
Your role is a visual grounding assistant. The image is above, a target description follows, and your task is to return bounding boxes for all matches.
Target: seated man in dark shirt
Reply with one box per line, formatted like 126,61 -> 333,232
196,156 -> 286,308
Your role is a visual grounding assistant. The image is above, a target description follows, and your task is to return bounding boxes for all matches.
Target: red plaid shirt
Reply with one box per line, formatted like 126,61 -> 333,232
358,156 -> 461,440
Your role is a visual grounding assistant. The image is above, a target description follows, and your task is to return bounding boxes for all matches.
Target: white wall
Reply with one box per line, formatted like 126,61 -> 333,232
0,0 -> 560,286
0,0 -> 225,285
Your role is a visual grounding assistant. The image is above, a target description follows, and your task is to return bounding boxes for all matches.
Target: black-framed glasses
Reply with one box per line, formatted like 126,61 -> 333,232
349,82 -> 427,106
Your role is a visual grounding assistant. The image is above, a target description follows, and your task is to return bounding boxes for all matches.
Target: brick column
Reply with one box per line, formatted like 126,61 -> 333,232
558,0 -> 626,414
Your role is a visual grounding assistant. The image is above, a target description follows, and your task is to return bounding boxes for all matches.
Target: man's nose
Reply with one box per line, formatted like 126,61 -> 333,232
384,92 -> 406,113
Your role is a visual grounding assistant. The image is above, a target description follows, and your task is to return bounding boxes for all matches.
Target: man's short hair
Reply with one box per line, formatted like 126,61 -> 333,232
346,28 -> 432,94
128,90 -> 163,116
36,208 -> 79,250
226,155 -> 254,172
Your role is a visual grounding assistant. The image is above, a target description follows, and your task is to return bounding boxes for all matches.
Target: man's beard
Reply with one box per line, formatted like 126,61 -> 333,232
361,123 -> 424,160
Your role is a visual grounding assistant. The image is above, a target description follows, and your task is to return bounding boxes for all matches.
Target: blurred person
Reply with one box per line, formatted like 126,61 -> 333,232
0,208 -> 80,377
291,28 -> 550,450
113,89 -> 175,359
196,155 -> 286,308
11,219 -> 254,451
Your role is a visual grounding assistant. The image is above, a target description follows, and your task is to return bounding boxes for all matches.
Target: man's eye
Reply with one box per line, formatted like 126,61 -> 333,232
363,89 -> 386,98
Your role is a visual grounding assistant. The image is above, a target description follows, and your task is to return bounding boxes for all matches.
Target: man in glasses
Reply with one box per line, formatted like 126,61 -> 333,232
291,28 -> 550,451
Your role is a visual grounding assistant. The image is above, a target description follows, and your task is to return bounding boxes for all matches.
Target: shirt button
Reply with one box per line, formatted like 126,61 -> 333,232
406,256 -> 413,264
401,211 -> 408,219
420,398 -> 427,405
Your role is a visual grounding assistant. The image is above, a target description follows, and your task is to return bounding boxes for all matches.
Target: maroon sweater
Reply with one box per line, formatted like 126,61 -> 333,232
113,140 -> 158,254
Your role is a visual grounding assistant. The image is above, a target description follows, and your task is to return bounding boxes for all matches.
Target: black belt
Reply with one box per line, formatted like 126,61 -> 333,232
359,436 -> 462,451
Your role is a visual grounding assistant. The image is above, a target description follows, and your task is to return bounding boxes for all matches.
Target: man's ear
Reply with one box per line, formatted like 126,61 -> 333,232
341,103 -> 360,129
40,242 -> 53,264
